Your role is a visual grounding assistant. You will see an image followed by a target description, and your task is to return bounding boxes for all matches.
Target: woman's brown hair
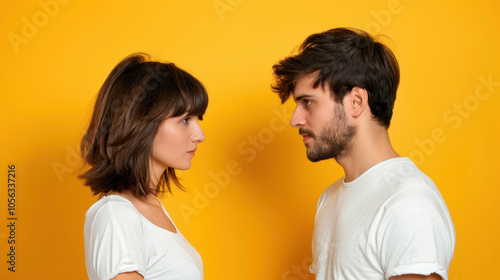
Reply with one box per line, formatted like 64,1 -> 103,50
79,53 -> 208,198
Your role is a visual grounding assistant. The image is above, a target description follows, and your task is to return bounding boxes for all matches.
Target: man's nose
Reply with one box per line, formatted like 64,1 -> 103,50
290,107 -> 305,128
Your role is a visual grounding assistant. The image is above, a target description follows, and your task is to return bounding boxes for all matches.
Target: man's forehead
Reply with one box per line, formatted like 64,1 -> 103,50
295,71 -> 320,86
292,73 -> 331,99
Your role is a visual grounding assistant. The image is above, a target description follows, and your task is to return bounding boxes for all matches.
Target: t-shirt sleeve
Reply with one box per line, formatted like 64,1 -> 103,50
378,187 -> 455,280
86,201 -> 148,280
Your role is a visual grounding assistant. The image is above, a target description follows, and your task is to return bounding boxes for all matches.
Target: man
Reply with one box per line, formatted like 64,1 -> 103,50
272,28 -> 455,280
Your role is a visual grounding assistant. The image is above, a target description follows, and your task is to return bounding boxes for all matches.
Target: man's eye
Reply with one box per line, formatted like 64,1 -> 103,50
304,99 -> 312,106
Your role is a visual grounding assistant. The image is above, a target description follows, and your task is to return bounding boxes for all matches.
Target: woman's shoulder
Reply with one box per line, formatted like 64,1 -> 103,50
85,195 -> 143,229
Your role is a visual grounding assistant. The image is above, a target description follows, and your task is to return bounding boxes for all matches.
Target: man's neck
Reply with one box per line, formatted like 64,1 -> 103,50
337,127 -> 399,183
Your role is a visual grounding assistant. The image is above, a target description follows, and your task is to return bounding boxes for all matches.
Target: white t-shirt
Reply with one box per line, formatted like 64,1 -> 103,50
310,157 -> 455,280
84,195 -> 203,280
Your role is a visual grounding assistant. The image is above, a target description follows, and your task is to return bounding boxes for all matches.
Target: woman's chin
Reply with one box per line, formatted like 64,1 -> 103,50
173,162 -> 192,171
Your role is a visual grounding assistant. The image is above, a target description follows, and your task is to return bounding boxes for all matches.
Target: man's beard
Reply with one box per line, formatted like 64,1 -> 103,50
300,106 -> 356,162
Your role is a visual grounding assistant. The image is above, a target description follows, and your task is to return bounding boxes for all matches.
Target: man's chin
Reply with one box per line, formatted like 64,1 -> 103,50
306,152 -> 332,163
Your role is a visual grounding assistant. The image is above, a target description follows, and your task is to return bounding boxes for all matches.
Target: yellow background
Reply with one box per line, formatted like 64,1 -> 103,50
1,0 -> 499,279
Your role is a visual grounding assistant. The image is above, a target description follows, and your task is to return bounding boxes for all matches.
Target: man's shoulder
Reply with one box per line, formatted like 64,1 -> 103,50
380,162 -> 450,220
382,158 -> 439,192
316,177 -> 344,206
324,176 -> 344,194
367,158 -> 449,216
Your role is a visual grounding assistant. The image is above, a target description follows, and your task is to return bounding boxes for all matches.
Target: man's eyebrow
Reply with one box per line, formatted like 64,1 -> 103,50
294,94 -> 314,102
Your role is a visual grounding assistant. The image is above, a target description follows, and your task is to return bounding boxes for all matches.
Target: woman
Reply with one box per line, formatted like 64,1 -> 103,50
80,53 -> 207,280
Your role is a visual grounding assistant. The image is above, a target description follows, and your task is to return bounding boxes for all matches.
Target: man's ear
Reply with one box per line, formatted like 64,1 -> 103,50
345,86 -> 369,118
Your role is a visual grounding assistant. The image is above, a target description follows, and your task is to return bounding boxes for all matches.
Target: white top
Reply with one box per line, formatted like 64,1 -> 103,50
310,157 -> 455,280
84,195 -> 203,280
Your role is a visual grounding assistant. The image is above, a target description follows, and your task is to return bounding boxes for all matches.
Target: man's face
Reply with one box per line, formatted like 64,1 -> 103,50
290,73 -> 356,162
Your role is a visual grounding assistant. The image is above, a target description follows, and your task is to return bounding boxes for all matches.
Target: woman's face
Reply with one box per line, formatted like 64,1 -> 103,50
150,113 -> 205,175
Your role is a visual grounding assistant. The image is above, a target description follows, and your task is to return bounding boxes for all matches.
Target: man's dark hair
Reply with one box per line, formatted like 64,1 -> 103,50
272,27 -> 400,127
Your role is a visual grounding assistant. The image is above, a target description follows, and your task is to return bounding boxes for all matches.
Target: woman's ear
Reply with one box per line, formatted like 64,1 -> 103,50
345,86 -> 369,118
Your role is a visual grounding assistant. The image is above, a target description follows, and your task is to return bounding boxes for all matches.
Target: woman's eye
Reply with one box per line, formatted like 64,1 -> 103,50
182,117 -> 191,124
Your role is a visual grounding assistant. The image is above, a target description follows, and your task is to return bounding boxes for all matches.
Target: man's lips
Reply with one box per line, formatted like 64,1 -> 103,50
301,134 -> 311,141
